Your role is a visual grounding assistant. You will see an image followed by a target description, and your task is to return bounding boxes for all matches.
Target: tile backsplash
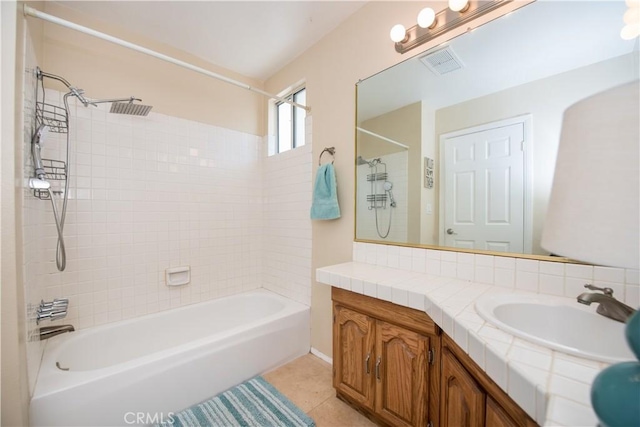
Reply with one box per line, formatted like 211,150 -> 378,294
352,242 -> 640,306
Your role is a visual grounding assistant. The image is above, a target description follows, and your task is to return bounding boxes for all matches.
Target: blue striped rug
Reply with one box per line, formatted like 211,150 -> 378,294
157,376 -> 315,427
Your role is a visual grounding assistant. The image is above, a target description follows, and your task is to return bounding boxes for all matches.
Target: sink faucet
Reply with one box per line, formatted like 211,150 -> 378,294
39,324 -> 75,340
577,284 -> 636,323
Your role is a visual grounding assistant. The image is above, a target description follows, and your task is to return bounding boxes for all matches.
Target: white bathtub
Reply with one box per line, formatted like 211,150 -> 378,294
30,289 -> 310,426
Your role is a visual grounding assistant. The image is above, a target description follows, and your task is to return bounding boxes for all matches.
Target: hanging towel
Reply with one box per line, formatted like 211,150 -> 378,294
310,163 -> 341,220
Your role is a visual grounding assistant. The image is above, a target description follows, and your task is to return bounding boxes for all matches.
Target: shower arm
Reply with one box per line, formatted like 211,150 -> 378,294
37,68 -> 94,107
37,68 -> 141,108
87,97 -> 141,104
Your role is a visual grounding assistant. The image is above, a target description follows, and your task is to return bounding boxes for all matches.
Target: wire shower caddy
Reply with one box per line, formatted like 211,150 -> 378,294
32,84 -> 69,200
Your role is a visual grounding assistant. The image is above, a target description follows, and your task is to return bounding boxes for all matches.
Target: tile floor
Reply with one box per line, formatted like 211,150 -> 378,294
263,354 -> 376,427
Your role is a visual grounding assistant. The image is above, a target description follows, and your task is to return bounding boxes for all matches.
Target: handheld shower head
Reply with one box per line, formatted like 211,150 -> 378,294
384,181 -> 396,207
31,124 -> 49,180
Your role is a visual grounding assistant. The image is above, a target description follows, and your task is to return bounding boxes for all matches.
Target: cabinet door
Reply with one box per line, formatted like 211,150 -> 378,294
486,396 -> 519,427
374,320 -> 430,427
333,304 -> 375,410
441,347 -> 485,427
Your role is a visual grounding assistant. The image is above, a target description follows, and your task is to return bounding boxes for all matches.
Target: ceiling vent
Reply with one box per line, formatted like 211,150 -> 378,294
419,46 -> 464,75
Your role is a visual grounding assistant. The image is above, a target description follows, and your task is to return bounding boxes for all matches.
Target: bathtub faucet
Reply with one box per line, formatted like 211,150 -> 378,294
39,324 -> 75,340
36,298 -> 69,324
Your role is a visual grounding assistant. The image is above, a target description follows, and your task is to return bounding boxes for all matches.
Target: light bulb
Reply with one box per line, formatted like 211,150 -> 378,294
390,24 -> 407,43
449,0 -> 469,12
624,7 -> 640,25
417,8 -> 437,29
621,23 -> 640,40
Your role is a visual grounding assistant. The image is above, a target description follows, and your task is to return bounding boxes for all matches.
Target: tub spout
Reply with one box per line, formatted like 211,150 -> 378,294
39,324 -> 75,340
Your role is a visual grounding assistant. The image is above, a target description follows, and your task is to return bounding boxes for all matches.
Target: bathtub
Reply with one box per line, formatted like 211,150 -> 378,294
30,289 -> 310,426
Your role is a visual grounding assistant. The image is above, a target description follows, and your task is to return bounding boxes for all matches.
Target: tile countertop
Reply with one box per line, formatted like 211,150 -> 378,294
316,261 -> 615,427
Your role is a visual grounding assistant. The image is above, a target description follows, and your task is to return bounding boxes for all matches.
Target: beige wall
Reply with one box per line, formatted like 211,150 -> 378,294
36,2 -> 264,136
1,2 -> 36,425
265,0 -> 530,356
421,103 -> 438,245
436,52 -> 639,255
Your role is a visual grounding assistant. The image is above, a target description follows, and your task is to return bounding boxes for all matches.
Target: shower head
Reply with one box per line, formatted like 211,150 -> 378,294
109,98 -> 153,116
80,96 -> 153,116
356,156 -> 382,167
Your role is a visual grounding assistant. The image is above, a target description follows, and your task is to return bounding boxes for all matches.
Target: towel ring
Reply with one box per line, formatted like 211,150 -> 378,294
319,147 -> 336,166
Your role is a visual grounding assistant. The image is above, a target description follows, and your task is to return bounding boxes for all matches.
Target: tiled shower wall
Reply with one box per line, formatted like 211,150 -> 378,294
29,88 -> 264,331
22,85 -> 271,390
22,27 -> 48,394
262,118 -> 313,306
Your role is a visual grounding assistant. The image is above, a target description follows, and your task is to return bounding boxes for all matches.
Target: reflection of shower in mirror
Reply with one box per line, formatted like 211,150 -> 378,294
366,159 -> 393,238
384,181 -> 396,208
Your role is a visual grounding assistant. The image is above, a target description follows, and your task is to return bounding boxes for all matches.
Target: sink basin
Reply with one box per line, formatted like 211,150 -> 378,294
475,293 -> 635,363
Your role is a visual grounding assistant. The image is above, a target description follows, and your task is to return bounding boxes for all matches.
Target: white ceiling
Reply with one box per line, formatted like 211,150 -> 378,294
54,1 -> 366,81
358,1 -> 637,121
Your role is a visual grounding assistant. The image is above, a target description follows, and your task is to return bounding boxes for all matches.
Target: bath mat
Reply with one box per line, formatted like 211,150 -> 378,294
157,376 -> 315,427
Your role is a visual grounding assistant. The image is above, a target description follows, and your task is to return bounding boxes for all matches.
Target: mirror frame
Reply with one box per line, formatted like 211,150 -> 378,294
353,0 -> 577,263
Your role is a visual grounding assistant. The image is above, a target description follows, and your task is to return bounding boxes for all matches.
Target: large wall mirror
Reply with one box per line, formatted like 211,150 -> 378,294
356,0 -> 639,259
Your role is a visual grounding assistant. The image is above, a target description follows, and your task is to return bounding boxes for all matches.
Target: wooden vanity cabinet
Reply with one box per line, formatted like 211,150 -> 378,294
441,346 -> 485,427
441,335 -> 537,427
332,288 -> 441,427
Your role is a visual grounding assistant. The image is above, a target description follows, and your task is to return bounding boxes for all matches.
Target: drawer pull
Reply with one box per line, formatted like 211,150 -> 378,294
365,353 -> 371,374
375,356 -> 381,381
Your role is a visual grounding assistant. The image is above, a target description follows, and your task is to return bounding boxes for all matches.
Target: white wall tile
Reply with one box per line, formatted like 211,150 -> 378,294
515,271 -> 539,292
594,266 -> 625,284
565,263 -> 594,280
538,274 -> 564,296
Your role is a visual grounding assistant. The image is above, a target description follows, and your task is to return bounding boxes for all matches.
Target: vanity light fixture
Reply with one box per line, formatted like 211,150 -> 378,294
391,0 -> 512,54
621,0 -> 639,40
390,24 -> 408,43
449,0 -> 470,13
417,7 -> 437,29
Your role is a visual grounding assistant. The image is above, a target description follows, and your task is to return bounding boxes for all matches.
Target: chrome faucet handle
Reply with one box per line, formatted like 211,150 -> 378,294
36,310 -> 67,324
40,298 -> 69,308
584,284 -> 614,296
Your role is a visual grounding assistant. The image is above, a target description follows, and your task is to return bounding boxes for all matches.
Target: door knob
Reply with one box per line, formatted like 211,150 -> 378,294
446,228 -> 456,235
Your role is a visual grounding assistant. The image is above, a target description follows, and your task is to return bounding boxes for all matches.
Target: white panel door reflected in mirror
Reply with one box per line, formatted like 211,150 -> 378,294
355,0 -> 639,257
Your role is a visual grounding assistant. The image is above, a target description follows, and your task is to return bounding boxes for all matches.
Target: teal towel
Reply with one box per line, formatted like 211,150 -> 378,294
310,163 -> 340,220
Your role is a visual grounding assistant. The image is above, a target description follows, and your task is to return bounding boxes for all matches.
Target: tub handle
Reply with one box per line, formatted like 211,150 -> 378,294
375,356 -> 381,381
56,361 -> 69,371
365,353 -> 371,375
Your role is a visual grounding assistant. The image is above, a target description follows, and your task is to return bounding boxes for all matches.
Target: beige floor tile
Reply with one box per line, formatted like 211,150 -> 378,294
264,354 -> 335,413
307,396 -> 377,427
